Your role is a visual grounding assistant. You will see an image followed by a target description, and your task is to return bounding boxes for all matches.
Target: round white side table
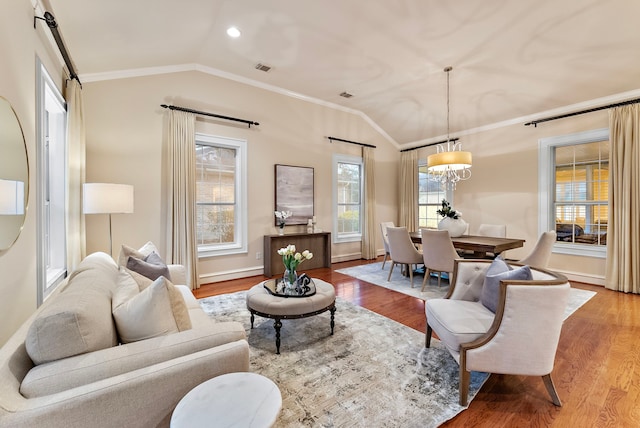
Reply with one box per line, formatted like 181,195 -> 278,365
170,372 -> 282,428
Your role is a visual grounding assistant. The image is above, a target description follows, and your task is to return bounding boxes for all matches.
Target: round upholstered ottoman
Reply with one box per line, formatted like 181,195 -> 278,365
246,278 -> 336,354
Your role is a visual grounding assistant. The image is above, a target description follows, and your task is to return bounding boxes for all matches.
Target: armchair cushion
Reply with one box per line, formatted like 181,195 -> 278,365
426,299 -> 495,355
481,265 -> 532,313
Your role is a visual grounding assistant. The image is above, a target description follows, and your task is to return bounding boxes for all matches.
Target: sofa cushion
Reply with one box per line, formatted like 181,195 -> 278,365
113,276 -> 191,344
126,251 -> 171,281
481,265 -> 533,313
117,241 -> 159,267
426,299 -> 495,353
25,259 -> 119,365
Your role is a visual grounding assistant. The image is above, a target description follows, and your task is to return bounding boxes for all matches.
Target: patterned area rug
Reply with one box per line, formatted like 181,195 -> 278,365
336,262 -> 597,319
200,292 -> 488,427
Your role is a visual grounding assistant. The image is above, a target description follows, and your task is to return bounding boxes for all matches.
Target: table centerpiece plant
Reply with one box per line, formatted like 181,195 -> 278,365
436,199 -> 468,237
277,244 -> 313,289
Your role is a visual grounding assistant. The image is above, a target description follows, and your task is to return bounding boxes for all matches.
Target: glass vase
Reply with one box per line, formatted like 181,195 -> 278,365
278,227 -> 284,236
283,268 -> 298,290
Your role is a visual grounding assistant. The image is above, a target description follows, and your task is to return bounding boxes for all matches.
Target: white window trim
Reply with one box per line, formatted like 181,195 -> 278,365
538,128 -> 608,259
195,133 -> 248,258
36,59 -> 68,305
417,159 -> 454,228
333,153 -> 363,244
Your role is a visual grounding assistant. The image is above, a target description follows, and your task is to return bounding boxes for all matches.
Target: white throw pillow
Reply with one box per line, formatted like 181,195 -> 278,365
112,276 -> 192,344
117,241 -> 160,267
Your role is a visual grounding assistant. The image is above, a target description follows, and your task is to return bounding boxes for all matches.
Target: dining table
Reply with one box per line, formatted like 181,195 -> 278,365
409,231 -> 525,259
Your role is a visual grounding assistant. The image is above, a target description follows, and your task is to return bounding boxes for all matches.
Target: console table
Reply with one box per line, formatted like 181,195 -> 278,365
264,232 -> 331,276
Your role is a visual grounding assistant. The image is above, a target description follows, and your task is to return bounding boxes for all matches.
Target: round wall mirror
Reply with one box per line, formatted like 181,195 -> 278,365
0,97 -> 29,251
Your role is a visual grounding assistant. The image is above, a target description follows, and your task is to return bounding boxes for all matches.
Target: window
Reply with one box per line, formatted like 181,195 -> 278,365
36,60 -> 67,304
539,128 -> 609,258
333,154 -> 363,243
195,134 -> 247,257
418,161 -> 452,229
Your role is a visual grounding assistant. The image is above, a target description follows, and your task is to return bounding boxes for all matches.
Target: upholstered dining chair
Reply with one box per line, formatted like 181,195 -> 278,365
518,231 -> 557,269
477,223 -> 506,237
386,226 -> 423,287
425,259 -> 571,406
421,229 -> 459,290
380,221 -> 395,269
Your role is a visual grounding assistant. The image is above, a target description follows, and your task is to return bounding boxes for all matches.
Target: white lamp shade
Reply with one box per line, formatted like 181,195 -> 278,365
83,183 -> 134,214
0,179 -> 25,215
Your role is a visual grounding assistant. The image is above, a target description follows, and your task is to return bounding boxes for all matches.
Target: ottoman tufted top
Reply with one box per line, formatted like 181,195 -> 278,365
246,279 -> 336,317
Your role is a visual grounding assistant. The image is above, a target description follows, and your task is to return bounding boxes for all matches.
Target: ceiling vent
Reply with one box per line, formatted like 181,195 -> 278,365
339,91 -> 353,98
255,63 -> 272,72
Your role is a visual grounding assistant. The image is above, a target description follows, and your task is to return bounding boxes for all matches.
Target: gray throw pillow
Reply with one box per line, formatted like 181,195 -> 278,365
126,252 -> 171,281
481,264 -> 533,313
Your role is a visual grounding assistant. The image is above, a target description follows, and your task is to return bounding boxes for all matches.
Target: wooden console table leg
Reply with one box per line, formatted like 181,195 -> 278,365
274,318 -> 282,354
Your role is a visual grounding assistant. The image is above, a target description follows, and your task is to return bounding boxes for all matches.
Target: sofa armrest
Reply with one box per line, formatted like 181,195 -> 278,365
168,264 -> 187,287
1,340 -> 249,428
20,321 -> 246,398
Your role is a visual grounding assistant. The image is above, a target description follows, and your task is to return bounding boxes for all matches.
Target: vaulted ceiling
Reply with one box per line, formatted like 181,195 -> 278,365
46,0 -> 640,147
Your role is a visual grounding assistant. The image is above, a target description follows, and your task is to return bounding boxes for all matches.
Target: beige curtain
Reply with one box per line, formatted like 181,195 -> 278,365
399,150 -> 418,231
166,110 -> 199,289
361,147 -> 377,259
605,104 -> 640,293
65,79 -> 86,269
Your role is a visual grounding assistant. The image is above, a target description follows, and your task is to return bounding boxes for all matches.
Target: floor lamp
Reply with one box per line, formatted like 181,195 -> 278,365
83,183 -> 134,256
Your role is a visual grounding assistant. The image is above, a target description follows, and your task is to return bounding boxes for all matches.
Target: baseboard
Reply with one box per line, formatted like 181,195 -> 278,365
331,252 -> 363,263
553,269 -> 605,286
199,265 -> 264,284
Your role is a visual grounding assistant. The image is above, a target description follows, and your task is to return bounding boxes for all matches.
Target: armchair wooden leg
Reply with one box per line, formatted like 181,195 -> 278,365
542,374 -> 562,406
425,324 -> 433,348
459,365 -> 470,406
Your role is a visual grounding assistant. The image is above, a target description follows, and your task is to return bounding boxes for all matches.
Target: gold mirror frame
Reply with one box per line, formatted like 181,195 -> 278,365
0,96 -> 29,251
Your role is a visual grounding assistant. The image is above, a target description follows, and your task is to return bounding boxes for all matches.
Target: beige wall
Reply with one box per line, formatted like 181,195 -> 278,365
0,0 -> 66,344
82,71 -> 400,283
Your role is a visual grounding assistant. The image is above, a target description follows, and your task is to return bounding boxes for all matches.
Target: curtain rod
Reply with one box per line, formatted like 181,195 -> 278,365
160,104 -> 259,128
525,97 -> 640,127
35,12 -> 81,85
327,136 -> 376,148
400,138 -> 459,152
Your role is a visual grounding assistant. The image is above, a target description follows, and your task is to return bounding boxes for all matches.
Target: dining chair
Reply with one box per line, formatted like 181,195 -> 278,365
379,221 -> 395,269
421,229 -> 459,290
518,231 -> 557,269
386,226 -> 423,287
477,224 -> 506,237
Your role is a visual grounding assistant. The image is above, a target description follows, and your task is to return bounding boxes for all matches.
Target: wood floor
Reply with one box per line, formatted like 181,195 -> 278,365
194,257 -> 640,427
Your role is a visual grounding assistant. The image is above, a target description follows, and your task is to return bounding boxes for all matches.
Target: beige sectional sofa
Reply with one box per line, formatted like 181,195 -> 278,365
0,252 -> 249,427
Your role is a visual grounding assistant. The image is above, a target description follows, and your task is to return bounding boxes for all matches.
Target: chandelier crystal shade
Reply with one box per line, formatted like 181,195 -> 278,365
427,66 -> 472,189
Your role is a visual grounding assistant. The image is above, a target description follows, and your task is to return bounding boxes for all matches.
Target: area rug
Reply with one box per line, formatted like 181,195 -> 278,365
336,262 -> 597,319
199,292 -> 488,427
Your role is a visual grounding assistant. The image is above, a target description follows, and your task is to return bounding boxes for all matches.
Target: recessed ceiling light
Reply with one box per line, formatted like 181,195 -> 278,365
226,26 -> 241,38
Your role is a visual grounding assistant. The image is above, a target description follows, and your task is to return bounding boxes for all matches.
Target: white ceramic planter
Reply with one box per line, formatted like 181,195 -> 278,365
438,217 -> 468,237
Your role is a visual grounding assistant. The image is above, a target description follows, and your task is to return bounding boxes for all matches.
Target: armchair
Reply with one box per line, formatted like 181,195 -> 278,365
425,259 -> 570,406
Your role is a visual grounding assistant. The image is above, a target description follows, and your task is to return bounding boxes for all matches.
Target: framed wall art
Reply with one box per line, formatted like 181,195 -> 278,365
275,164 -> 314,225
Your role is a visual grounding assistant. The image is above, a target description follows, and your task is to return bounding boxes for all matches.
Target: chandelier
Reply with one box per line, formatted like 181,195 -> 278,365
427,66 -> 472,189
